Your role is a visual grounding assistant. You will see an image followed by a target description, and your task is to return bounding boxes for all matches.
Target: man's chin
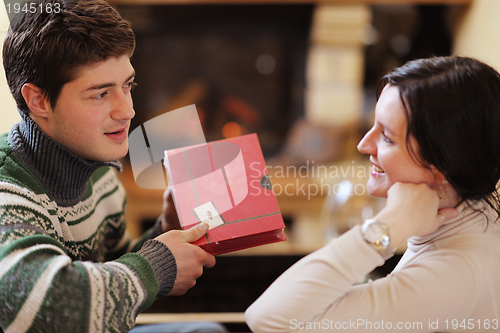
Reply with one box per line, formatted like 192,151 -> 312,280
90,150 -> 128,163
104,152 -> 128,162
100,142 -> 129,162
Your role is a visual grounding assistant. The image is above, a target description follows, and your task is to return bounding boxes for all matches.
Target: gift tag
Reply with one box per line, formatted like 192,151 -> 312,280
193,202 -> 224,230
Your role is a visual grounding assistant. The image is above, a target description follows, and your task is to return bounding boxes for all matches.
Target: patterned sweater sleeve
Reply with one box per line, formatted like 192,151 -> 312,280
0,185 -> 176,333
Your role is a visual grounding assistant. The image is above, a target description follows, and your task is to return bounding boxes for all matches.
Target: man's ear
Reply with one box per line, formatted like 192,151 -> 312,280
21,83 -> 52,118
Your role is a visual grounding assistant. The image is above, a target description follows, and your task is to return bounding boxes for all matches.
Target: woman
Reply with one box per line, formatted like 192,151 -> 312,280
245,56 -> 500,332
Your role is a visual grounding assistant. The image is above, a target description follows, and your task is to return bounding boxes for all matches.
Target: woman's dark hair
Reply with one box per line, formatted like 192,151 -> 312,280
377,56 -> 500,218
3,0 -> 136,113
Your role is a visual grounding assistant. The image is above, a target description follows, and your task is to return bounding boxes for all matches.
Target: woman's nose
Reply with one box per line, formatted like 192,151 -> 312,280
357,127 -> 376,156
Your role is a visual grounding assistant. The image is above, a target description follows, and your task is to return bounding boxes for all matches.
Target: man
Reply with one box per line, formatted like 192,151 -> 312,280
0,1 -> 219,332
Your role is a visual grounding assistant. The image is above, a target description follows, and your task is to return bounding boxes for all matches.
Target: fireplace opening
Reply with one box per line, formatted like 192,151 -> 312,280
117,4 -> 314,158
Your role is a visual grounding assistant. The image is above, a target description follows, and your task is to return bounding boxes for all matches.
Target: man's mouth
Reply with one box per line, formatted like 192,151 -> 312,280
104,127 -> 128,141
105,126 -> 127,135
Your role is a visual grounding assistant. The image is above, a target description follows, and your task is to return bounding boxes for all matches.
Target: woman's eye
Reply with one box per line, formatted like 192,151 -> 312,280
382,132 -> 394,144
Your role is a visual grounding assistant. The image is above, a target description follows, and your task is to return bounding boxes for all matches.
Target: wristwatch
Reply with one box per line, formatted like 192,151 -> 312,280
361,218 -> 392,259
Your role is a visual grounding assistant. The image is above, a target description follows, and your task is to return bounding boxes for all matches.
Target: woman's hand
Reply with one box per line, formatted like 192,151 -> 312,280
374,182 -> 458,250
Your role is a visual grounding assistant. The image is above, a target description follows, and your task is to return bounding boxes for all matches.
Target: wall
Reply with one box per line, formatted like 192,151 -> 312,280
0,4 -> 20,134
454,0 -> 500,71
305,4 -> 370,127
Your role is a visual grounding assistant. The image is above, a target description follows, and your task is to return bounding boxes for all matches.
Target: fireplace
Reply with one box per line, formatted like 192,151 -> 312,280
118,4 -> 314,157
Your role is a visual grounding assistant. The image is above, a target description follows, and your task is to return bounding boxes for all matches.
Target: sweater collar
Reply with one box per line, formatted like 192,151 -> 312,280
7,111 -> 122,207
407,200 -> 495,250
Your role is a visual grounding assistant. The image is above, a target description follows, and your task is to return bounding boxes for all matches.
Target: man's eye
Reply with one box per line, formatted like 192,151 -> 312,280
94,91 -> 108,100
124,81 -> 137,90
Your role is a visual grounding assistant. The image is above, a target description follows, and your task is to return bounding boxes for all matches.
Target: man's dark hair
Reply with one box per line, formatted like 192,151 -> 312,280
3,0 -> 136,113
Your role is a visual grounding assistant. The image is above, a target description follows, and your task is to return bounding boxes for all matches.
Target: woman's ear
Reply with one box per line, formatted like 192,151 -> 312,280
21,83 -> 51,118
430,165 -> 447,184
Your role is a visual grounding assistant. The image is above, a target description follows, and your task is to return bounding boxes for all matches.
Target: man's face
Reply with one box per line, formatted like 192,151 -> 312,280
44,55 -> 136,162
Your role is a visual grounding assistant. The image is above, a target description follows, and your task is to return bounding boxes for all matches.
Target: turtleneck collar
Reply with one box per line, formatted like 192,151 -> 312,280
407,200 -> 498,251
7,111 -> 122,207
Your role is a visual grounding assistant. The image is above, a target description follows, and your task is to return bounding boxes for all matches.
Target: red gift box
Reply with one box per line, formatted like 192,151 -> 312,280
163,133 -> 286,255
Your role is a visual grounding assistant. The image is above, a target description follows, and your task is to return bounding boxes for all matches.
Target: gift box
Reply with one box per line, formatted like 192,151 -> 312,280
163,133 -> 286,255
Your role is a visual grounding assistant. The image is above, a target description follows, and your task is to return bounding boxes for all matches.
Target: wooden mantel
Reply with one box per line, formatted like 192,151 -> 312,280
108,0 -> 472,5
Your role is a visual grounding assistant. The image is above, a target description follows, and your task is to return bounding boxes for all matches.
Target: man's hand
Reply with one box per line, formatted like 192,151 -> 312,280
160,187 -> 181,233
155,222 -> 216,296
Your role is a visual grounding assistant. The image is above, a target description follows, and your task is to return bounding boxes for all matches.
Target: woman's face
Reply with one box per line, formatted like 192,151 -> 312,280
357,85 -> 437,198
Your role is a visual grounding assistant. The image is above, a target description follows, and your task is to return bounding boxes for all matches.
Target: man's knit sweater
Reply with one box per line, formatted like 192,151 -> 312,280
0,113 -> 176,333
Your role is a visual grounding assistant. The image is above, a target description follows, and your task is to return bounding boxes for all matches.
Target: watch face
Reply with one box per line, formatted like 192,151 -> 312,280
365,223 -> 384,242
362,220 -> 390,250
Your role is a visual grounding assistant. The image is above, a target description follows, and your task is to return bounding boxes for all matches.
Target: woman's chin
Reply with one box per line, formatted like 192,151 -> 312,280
366,180 -> 389,198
